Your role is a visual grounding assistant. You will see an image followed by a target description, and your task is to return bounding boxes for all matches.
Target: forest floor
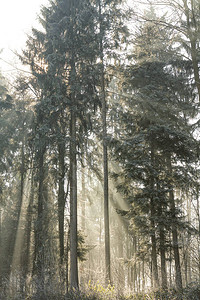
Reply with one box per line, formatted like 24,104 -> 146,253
1,283 -> 199,300
75,285 -> 200,300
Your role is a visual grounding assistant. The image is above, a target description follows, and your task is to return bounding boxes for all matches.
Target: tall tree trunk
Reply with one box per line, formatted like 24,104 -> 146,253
34,148 -> 46,291
0,191 -> 2,286
186,192 -> 191,284
182,0 -> 200,101
196,185 -> 200,282
127,236 -> 132,290
159,225 -> 168,290
23,167 -> 34,289
157,182 -> 168,290
15,132 -> 26,293
69,0 -> 79,290
150,143 -> 159,288
66,227 -> 70,293
81,162 -> 86,232
58,142 -> 65,266
117,220 -> 124,291
150,217 -> 159,288
169,232 -> 172,288
167,154 -> 183,292
141,256 -> 145,292
69,108 -> 78,290
15,133 -> 25,273
57,140 -> 66,291
183,235 -> 188,286
133,235 -> 137,293
80,162 -> 86,285
138,261 -> 141,293
98,0 -> 111,285
181,2 -> 200,282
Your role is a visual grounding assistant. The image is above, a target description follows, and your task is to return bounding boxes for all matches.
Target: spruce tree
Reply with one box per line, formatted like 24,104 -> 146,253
97,0 -> 129,284
111,10 -> 196,291
20,0 -> 103,290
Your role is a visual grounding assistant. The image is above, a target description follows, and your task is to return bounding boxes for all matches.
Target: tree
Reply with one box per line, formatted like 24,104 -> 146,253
21,0 -> 103,290
98,0 -> 111,284
111,9 -> 197,291
0,72 -> 15,285
97,0 -> 129,284
180,0 -> 200,101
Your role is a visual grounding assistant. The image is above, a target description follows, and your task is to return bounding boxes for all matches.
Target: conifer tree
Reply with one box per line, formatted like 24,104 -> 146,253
111,10 -> 197,291
20,0 -> 103,290
97,0 -> 129,284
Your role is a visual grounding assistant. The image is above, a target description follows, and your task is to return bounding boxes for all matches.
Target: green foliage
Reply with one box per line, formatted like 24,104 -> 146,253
77,230 -> 95,262
110,9 -> 198,287
86,280 -> 116,299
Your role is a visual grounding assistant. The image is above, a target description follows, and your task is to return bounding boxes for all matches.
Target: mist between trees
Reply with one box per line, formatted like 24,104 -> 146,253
0,0 -> 200,299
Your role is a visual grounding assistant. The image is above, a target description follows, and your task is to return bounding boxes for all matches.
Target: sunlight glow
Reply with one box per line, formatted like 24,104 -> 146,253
0,0 -> 49,74
11,171 -> 32,274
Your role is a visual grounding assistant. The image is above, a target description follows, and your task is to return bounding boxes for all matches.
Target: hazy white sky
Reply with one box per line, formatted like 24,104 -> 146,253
0,0 -> 49,76
0,0 -> 143,78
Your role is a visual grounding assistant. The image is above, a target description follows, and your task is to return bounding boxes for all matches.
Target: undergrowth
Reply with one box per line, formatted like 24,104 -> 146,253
0,281 -> 199,299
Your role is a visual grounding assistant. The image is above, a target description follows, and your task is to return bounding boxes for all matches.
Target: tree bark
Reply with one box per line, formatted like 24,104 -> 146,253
81,162 -> 86,232
0,191 -> 2,286
117,220 -> 125,291
98,0 -> 111,285
142,256 -> 145,292
150,143 -> 159,288
196,184 -> 200,282
157,181 -> 168,289
69,106 -> 78,290
15,129 -> 26,293
34,147 -> 46,291
66,227 -> 70,293
150,218 -> 159,289
167,154 -> 183,292
182,0 -> 200,101
23,167 -> 34,287
58,142 -> 65,266
159,225 -> 168,290
133,235 -> 137,293
69,0 -> 79,290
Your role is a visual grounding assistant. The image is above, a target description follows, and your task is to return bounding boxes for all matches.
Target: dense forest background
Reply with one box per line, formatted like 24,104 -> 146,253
0,0 -> 200,299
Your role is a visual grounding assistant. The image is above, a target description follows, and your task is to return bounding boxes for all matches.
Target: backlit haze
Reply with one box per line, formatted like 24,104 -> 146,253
0,0 -> 49,79
0,0 -> 146,81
